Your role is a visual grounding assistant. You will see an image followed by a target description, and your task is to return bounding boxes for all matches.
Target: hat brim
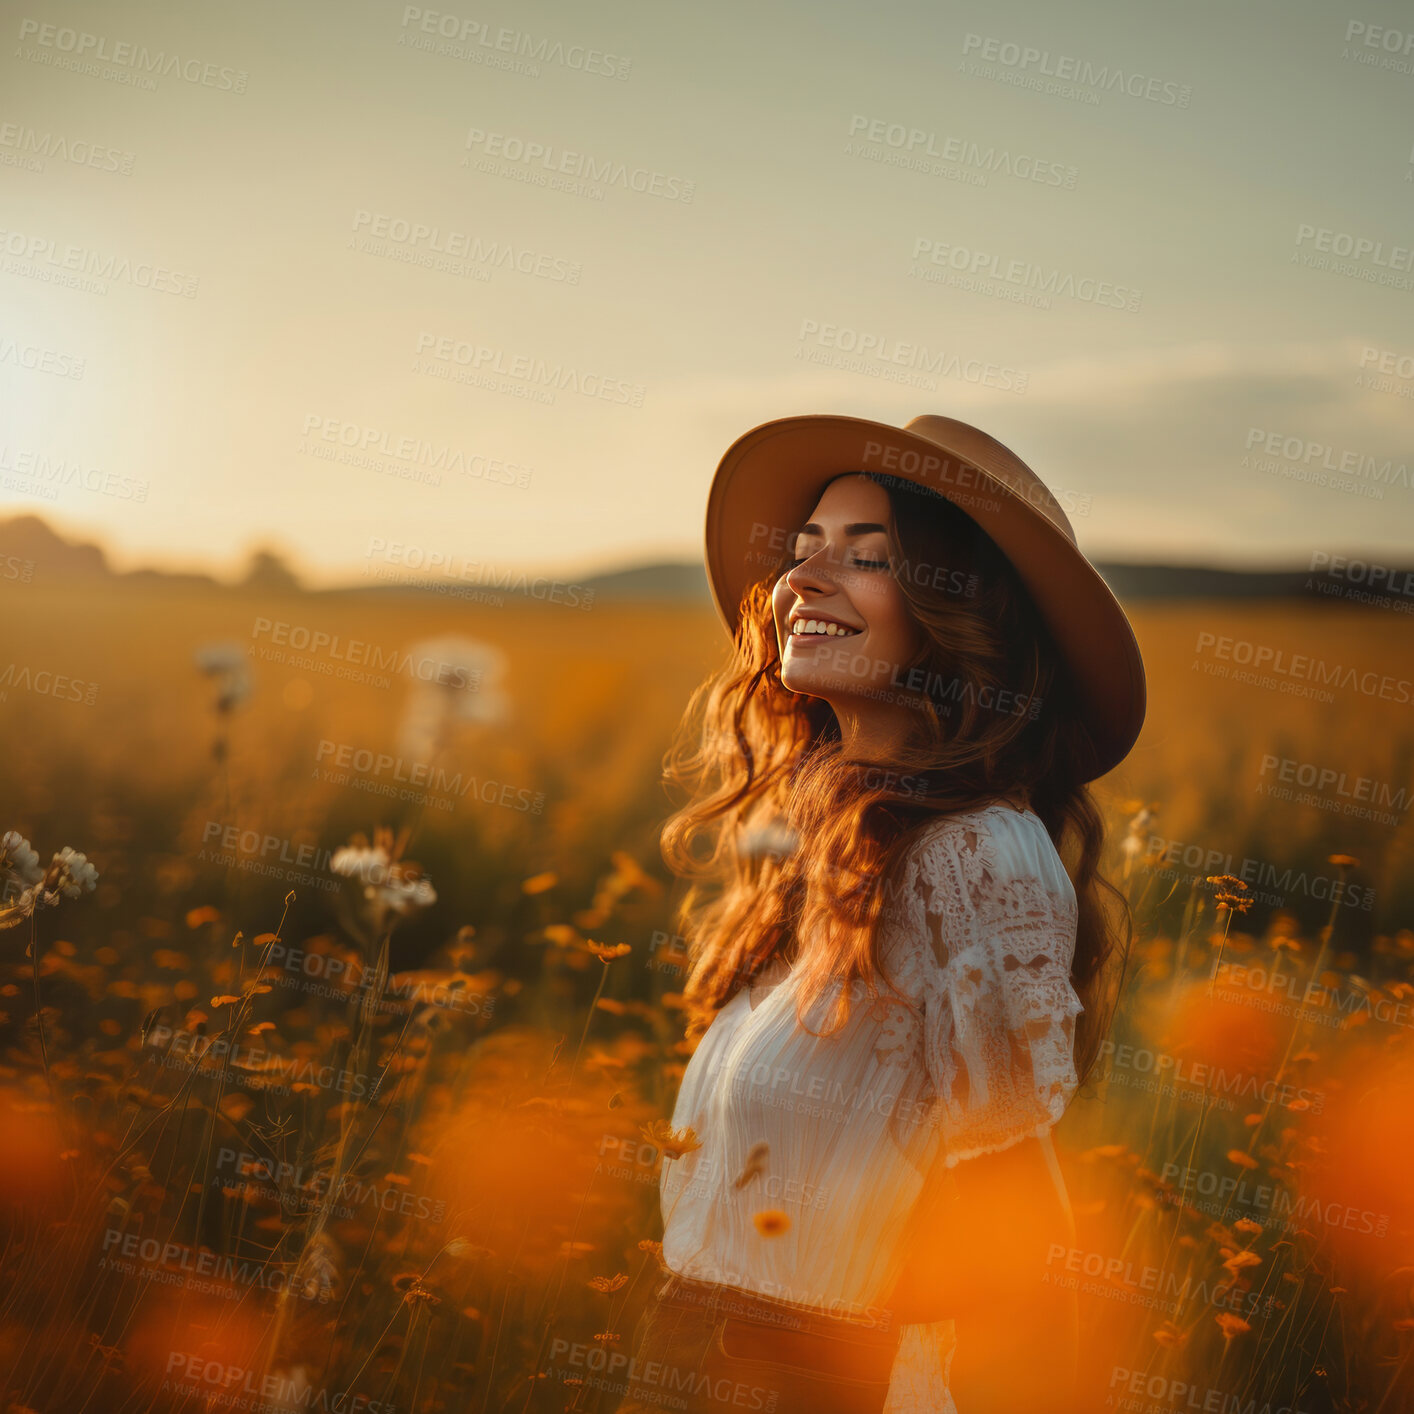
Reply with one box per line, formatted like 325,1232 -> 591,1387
704,413 -> 1146,782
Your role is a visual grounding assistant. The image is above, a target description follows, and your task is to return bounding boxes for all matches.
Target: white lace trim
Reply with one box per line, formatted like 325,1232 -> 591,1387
875,808 -> 1083,1166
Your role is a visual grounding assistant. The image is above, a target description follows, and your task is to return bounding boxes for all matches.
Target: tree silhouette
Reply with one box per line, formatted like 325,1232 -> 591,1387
240,545 -> 301,593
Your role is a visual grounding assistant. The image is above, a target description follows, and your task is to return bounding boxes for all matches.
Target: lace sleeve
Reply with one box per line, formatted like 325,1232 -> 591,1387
900,810 -> 1084,1168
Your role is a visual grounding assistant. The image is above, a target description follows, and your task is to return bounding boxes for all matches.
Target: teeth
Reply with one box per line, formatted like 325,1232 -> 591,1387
792,619 -> 858,637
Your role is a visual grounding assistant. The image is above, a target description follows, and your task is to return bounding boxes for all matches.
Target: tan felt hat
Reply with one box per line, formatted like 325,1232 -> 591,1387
703,411 -> 1146,781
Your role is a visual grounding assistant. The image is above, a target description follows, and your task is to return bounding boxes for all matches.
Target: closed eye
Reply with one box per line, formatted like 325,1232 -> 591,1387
784,556 -> 890,570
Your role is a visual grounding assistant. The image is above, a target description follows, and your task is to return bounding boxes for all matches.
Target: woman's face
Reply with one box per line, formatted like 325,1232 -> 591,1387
771,474 -> 928,740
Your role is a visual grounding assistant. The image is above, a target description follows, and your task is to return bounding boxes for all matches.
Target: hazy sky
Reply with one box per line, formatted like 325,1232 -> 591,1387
3,0 -> 1412,586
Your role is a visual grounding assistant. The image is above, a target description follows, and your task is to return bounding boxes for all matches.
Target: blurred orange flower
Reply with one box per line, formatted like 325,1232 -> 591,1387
640,1120 -> 701,1160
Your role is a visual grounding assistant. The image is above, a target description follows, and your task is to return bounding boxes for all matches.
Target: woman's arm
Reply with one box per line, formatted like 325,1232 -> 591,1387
880,811 -> 1085,1407
886,1135 -> 1079,1412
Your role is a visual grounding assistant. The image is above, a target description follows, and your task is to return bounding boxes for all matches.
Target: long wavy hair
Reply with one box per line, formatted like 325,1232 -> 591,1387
659,470 -> 1132,1089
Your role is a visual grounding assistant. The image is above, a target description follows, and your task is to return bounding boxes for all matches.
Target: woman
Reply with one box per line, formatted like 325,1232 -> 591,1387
616,413 -> 1145,1414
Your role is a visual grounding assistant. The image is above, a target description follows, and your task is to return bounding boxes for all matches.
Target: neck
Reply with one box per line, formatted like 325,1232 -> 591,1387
833,701 -> 920,762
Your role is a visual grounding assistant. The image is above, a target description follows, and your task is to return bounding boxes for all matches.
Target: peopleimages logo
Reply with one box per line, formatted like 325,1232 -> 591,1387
164,1353 -> 394,1412
15,18 -> 249,92
545,1337 -> 780,1409
1245,427 -> 1412,494
795,319 -> 1028,394
1097,1038 -> 1323,1112
413,330 -> 647,406
1308,550 -> 1414,601
0,334 -> 86,377
910,235 -> 1142,311
1257,753 -> 1410,822
959,34 -> 1192,107
349,209 -> 581,283
0,444 -> 149,501
0,229 -> 199,296
197,820 -> 341,895
0,121 -> 135,175
1293,224 -> 1414,286
0,661 -> 99,705
215,1147 -> 447,1223
99,1229 -> 333,1302
1160,1162 -> 1390,1239
1194,630 -> 1413,708
1109,1368 -> 1308,1414
844,114 -> 1078,188
463,127 -> 693,201
1341,19 -> 1414,73
315,739 -> 545,814
399,7 -> 631,80
145,1025 -> 374,1098
362,539 -> 594,606
304,417 -> 532,485
1045,1243 -> 1274,1318
1141,833 -> 1375,911
251,618 -> 482,689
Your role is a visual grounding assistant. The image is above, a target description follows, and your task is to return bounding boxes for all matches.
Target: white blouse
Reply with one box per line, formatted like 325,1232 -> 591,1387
658,803 -> 1083,1413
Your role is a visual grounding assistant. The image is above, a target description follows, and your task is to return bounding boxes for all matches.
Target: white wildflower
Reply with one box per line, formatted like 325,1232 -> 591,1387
330,844 -> 391,883
195,642 -> 246,675
380,875 -> 437,916
1119,803 -> 1158,874
330,842 -> 437,915
740,819 -> 798,861
2,831 -> 44,888
395,637 -> 508,762
331,829 -> 436,939
53,846 -> 99,898
196,641 -> 253,712
0,835 -> 99,928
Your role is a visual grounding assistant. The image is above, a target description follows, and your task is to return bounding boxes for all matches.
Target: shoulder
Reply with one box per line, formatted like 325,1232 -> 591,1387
896,814 -> 1087,1163
880,806 -> 1077,975
905,805 -> 1073,902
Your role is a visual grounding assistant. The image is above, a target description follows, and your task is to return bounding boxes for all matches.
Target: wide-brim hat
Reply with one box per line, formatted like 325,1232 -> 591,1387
703,412 -> 1146,781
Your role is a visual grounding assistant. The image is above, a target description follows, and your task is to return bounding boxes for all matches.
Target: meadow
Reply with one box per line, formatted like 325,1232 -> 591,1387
1,574 -> 1411,1413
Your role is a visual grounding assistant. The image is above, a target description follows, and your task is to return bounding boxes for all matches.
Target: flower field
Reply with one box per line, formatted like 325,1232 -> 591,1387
1,576 -> 1411,1412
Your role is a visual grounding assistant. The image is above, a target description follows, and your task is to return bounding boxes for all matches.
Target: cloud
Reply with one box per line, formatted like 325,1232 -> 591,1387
635,337 -> 1413,564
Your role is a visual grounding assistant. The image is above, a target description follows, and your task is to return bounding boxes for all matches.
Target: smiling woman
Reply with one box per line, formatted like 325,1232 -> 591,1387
770,478 -> 934,763
609,412 -> 1147,1414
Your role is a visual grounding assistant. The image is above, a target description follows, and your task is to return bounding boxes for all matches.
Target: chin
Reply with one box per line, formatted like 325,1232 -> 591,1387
780,665 -> 841,700
778,661 -> 812,694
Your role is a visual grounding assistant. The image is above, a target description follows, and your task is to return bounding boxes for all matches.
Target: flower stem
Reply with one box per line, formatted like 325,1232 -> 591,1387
570,963 -> 610,1080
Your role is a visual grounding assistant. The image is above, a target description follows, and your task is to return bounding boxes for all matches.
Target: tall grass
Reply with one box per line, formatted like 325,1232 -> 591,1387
1,579 -> 1410,1410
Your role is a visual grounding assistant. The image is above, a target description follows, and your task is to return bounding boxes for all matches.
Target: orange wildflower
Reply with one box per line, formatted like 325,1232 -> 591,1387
1216,1313 -> 1251,1340
640,1120 -> 701,1160
586,941 -> 632,963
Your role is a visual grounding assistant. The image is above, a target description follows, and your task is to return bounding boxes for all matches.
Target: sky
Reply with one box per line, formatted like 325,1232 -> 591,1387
3,0 -> 1413,587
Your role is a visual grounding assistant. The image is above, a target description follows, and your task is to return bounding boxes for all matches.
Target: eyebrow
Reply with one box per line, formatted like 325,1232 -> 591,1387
794,522 -> 888,536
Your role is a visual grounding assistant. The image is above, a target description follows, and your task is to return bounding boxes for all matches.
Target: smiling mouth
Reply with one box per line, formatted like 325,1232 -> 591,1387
788,617 -> 862,639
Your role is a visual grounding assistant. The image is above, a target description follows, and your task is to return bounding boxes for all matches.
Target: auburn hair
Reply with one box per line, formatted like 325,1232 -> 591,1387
659,471 -> 1132,1089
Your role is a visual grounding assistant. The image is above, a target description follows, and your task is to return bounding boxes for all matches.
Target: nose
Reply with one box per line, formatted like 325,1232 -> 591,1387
783,543 -> 842,599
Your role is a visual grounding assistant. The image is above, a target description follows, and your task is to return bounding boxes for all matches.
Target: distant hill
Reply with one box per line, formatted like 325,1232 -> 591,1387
1092,564 -> 1348,601
0,513 -> 1403,607
562,560 -> 1401,606
0,514 -> 113,578
566,561 -> 710,602
0,515 -> 287,593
